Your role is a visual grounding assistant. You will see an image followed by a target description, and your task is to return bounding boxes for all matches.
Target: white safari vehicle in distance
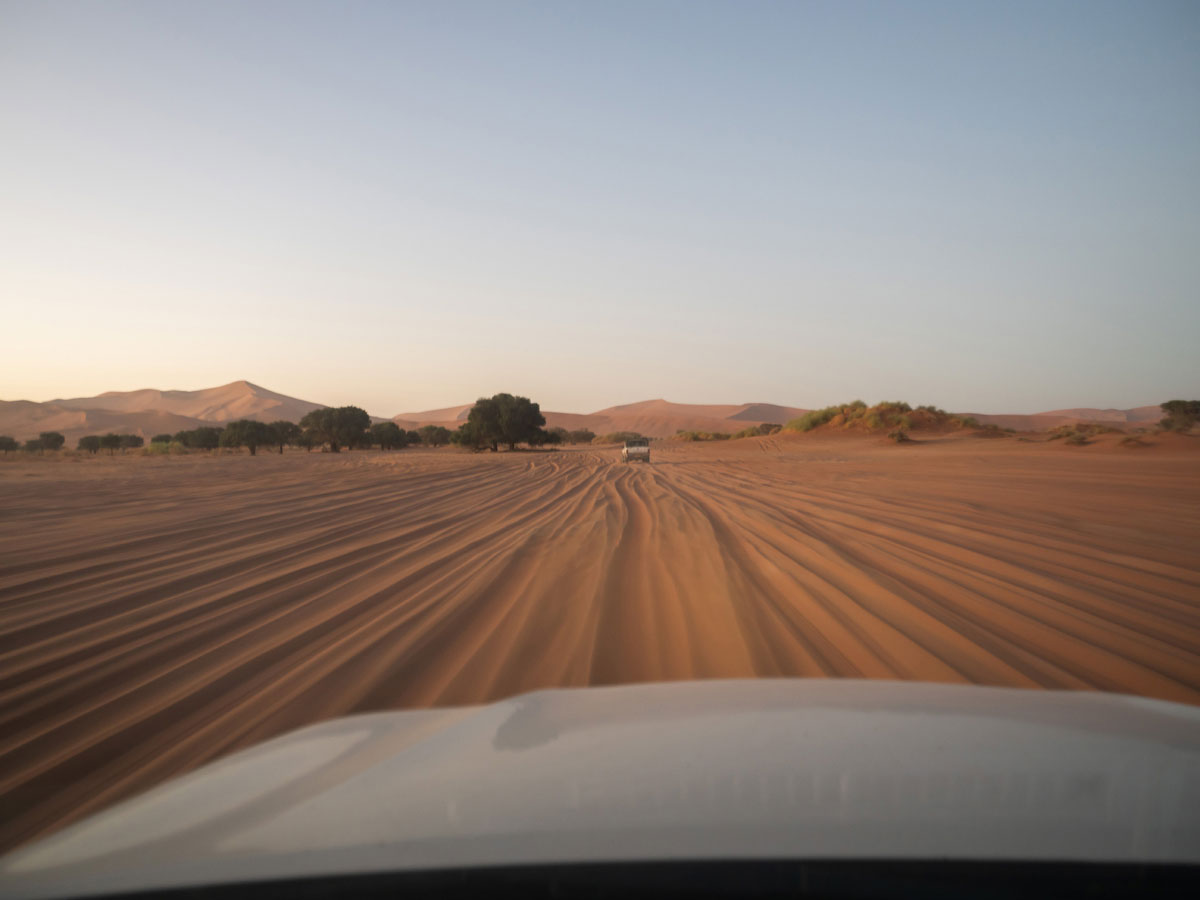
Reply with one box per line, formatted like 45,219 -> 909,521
621,437 -> 650,463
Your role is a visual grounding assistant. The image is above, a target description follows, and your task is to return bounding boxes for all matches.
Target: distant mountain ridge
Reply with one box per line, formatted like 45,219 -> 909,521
0,381 -> 1168,442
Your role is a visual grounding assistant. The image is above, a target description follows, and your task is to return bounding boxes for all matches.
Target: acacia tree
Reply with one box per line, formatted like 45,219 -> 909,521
418,425 -> 452,447
299,406 -> 371,452
151,433 -> 172,444
121,434 -> 144,451
371,421 -> 405,450
269,420 -> 302,453
23,438 -> 44,453
39,431 -> 65,451
174,427 -> 221,450
464,393 -> 546,451
221,420 -> 274,455
0,436 -> 18,454
99,433 -> 122,455
77,435 -> 101,455
1160,400 -> 1200,432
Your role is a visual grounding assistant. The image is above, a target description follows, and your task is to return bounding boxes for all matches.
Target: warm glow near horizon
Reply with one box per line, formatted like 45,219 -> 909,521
2,1 -> 1198,417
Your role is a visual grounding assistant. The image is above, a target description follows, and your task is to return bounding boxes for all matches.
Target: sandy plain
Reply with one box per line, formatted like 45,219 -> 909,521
1,432 -> 1198,851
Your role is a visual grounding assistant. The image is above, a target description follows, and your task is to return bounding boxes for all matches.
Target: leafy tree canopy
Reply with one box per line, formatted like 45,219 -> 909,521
418,424 -> 452,447
99,433 -> 122,455
221,419 -> 274,455
121,434 -> 145,450
299,406 -> 371,452
151,433 -> 173,444
464,393 -> 546,451
269,420 -> 302,453
23,438 -> 44,453
370,421 -> 406,450
1160,400 -> 1200,432
0,436 -> 17,454
39,431 -> 65,451
77,435 -> 101,454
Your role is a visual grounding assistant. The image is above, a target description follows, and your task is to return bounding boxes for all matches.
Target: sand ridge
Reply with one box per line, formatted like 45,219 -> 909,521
0,433 -> 1198,851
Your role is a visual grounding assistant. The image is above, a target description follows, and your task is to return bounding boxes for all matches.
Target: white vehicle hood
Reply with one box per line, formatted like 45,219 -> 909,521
2,679 -> 1198,898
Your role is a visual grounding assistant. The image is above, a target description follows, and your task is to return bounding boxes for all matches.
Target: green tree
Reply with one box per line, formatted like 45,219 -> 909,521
151,433 -> 172,444
121,434 -> 145,451
23,438 -> 44,453
418,424 -> 452,446
77,435 -> 101,455
174,427 -> 221,450
371,421 -> 406,450
221,419 -> 274,455
1160,400 -> 1200,432
99,433 -> 122,455
566,429 -> 596,444
269,420 -> 302,453
528,428 -> 562,447
39,431 -> 66,451
0,436 -> 18,454
465,393 -> 546,451
299,407 -> 371,452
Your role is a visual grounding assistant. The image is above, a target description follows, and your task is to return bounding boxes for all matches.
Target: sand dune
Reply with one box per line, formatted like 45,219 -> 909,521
392,398 -> 810,437
0,401 -> 212,446
55,380 -> 324,425
1,433 -> 1198,852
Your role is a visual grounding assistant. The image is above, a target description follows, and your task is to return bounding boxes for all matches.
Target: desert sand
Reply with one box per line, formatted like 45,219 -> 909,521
1,432 -> 1199,852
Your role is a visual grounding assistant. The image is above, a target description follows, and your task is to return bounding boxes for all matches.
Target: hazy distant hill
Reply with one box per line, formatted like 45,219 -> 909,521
1,381 -> 325,444
393,398 -> 811,438
55,380 -> 324,424
1,381 -> 1167,444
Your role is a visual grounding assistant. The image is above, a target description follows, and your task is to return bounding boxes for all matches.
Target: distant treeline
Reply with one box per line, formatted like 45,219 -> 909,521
9,399 -> 1192,457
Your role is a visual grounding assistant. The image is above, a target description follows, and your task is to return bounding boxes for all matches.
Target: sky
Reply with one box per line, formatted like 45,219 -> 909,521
2,0 -> 1197,417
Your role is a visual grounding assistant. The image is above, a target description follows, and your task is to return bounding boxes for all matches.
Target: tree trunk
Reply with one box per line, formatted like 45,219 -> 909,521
249,445 -> 256,456
330,441 -> 340,453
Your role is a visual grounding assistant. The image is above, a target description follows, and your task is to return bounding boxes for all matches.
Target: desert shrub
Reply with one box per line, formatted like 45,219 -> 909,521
673,431 -> 730,442
143,440 -> 170,455
887,429 -> 910,443
150,433 -> 172,444
1064,433 -> 1089,445
527,428 -> 562,447
1120,436 -> 1147,447
418,425 -> 453,447
733,427 -> 761,439
949,415 -> 979,428
23,439 -> 44,453
785,407 -> 838,432
594,431 -> 645,444
973,424 -> 1013,438
1159,400 -> 1199,432
566,429 -> 596,444
220,420 -> 272,455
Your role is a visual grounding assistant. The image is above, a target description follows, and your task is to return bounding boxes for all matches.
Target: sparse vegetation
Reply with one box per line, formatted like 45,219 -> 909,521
1159,400 -> 1199,432
77,435 -> 101,455
174,427 -> 221,450
887,429 -> 911,443
121,434 -> 145,451
23,439 -> 44,453
593,431 -> 646,444
732,423 -> 782,439
299,406 -> 371,452
0,436 -> 16,454
673,430 -> 731,442
1064,433 -> 1089,445
221,420 -> 273,455
370,421 -> 407,450
1047,423 -> 1121,442
99,433 -> 122,455
785,401 -> 977,434
1120,436 -> 1148,447
39,431 -> 65,452
565,429 -> 596,444
151,433 -> 172,444
418,424 -> 452,447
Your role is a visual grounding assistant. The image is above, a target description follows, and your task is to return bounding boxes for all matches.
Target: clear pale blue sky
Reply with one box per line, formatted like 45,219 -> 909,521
2,0 -> 1197,415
